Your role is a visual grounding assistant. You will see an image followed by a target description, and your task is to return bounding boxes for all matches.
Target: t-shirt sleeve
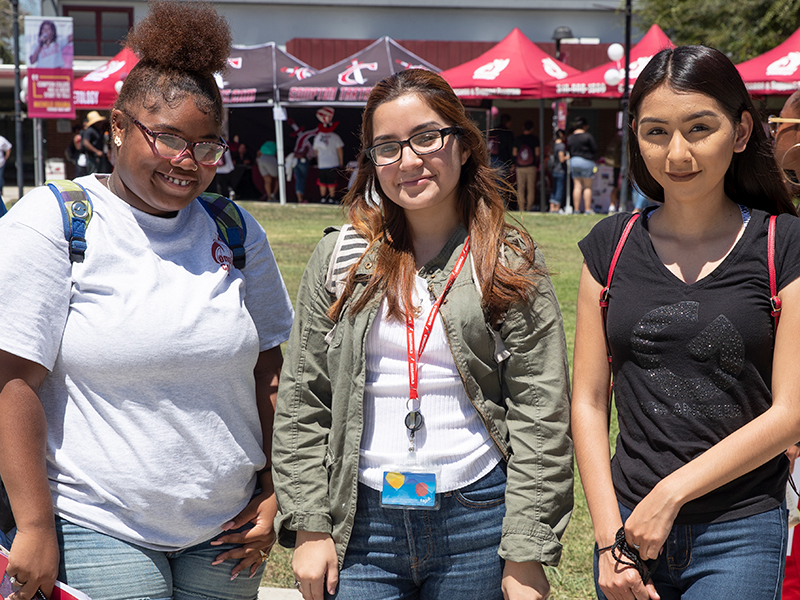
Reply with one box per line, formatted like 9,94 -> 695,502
775,213 -> 800,291
0,187 -> 72,370
239,209 -> 294,351
577,213 -> 634,286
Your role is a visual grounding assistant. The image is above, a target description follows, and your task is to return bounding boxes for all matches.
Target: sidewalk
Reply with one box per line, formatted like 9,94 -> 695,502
259,587 -> 301,599
2,185 -> 37,203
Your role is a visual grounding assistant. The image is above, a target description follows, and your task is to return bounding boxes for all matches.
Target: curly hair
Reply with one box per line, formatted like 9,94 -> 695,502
113,0 -> 231,124
330,69 -> 541,326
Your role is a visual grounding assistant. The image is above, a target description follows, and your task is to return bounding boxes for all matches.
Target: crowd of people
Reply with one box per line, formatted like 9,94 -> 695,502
3,4 -> 800,600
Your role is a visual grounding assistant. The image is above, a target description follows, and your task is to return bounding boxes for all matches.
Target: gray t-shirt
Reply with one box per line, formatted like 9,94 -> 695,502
0,175 -> 294,550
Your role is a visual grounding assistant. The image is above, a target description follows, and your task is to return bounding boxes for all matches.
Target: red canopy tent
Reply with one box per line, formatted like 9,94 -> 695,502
542,24 -> 674,98
73,48 -> 138,110
737,27 -> 800,94
439,28 -> 580,99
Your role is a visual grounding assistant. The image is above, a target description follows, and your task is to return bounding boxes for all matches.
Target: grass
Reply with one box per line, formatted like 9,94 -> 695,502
242,202 -> 607,599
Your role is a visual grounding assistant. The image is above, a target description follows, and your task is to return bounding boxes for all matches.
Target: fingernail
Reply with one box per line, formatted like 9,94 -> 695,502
221,521 -> 235,530
230,572 -> 240,581
210,540 -> 222,545
212,559 -> 223,565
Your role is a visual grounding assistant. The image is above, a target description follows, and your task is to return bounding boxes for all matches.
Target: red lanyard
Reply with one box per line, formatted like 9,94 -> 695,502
406,237 -> 470,404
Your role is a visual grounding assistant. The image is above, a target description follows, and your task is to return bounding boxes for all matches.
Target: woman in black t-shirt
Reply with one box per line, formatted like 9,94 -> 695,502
573,45 -> 800,600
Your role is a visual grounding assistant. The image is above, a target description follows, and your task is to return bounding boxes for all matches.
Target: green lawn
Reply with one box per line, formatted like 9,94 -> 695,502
243,202 -> 607,599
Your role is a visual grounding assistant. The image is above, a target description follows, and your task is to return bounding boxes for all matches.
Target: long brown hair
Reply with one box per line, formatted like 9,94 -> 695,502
330,69 -> 540,325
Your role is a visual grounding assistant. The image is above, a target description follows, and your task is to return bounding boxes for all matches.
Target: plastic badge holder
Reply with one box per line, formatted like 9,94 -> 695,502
381,466 -> 440,510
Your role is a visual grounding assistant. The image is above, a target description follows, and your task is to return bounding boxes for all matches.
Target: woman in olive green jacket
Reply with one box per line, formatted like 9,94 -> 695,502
273,69 -> 573,600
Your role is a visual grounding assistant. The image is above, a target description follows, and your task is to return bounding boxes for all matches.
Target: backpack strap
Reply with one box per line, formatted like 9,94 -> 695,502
0,198 -> 7,217
768,214 -> 780,330
600,213 -> 641,363
47,179 -> 93,263
197,193 -> 247,269
324,224 -> 369,297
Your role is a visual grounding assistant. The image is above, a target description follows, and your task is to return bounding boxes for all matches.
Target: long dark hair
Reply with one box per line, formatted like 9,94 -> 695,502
331,69 -> 540,325
628,45 -> 796,215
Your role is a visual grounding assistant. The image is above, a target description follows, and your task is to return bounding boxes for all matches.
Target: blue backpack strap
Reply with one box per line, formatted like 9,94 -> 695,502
0,198 -> 7,217
196,193 -> 247,269
46,179 -> 93,263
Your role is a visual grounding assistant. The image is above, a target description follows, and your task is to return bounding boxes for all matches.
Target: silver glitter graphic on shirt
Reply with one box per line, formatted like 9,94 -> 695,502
629,301 -> 745,419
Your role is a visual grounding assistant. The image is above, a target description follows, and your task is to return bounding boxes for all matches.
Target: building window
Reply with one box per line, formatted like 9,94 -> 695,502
63,6 -> 133,57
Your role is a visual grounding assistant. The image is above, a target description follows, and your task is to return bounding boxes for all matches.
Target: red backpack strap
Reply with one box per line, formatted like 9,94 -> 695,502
600,213 -> 641,363
768,214 -> 781,330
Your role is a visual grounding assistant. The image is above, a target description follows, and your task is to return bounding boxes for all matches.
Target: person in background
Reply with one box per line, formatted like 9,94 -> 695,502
489,113 -> 514,174
81,111 -> 108,175
549,128 -> 567,213
292,126 -> 317,204
770,90 -> 800,193
567,116 -> 597,214
213,148 -> 235,199
313,107 -> 344,204
512,120 -> 540,212
64,124 -> 88,178
273,68 -> 572,600
0,2 -> 294,598
256,140 -> 278,202
573,45 -> 800,600
0,134 -> 12,193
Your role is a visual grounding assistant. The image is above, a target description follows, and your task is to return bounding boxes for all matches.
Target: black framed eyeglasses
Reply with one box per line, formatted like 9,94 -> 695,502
366,127 -> 461,166
122,111 -> 228,166
768,115 -> 800,139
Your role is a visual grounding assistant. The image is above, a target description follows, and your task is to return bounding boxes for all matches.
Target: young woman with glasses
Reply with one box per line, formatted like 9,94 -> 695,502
573,45 -> 800,600
272,69 -> 573,600
0,2 -> 294,598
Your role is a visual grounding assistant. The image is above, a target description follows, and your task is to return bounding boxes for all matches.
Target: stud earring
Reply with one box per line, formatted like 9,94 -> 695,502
114,136 -> 122,147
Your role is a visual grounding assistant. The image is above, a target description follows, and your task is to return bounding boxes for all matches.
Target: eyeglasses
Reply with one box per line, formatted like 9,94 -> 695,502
768,116 -> 800,139
366,127 -> 460,166
123,111 -> 228,166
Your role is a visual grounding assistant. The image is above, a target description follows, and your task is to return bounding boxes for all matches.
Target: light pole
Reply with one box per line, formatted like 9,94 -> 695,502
552,26 -> 573,62
552,26 -> 573,213
620,0 -> 632,211
11,0 -> 22,199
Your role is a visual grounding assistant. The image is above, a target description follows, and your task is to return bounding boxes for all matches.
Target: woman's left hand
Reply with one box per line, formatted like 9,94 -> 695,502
210,480 -> 278,579
501,561 -> 550,600
622,480 -> 680,561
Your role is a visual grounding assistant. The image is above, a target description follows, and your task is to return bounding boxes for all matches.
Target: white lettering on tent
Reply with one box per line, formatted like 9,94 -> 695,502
338,60 -> 379,86
73,89 -> 99,105
629,55 -> 654,79
473,59 -> 510,81
767,52 -> 800,77
84,60 -> 126,83
542,58 -> 568,80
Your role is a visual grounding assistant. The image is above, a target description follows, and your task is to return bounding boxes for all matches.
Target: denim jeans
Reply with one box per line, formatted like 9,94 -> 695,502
54,517 -> 264,600
549,171 -> 565,207
331,461 -> 507,600
594,501 -> 787,600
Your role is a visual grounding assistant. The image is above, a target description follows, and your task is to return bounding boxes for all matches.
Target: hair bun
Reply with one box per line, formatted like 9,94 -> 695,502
124,0 -> 231,77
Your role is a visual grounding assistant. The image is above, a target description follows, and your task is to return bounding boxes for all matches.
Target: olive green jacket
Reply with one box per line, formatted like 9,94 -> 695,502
273,225 -> 573,567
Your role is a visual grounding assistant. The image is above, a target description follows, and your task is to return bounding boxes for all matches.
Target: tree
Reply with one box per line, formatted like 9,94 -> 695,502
635,0 -> 800,64
0,0 -> 16,65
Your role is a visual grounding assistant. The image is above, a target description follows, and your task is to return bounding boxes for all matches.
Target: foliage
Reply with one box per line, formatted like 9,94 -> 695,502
242,203 -> 607,598
0,0 -> 15,65
635,0 -> 800,64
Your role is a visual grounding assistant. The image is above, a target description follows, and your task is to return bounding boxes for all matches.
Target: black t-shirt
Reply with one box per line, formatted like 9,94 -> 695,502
579,208 -> 800,524
567,131 -> 596,161
513,133 -> 540,167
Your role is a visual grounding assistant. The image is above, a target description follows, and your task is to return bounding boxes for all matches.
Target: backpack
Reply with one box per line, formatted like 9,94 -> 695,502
0,198 -> 6,217
516,140 -> 534,167
323,224 -> 510,363
43,179 -> 247,267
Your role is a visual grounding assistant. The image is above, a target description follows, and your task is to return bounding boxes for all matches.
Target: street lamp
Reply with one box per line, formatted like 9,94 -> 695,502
552,26 -> 573,62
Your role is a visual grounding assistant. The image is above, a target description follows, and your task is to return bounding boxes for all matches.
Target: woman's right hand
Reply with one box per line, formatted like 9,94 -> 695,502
6,525 -> 59,600
292,531 -> 338,600
596,549 -> 660,600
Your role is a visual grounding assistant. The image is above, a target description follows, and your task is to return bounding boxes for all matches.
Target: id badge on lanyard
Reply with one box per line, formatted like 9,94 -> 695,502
379,237 -> 470,511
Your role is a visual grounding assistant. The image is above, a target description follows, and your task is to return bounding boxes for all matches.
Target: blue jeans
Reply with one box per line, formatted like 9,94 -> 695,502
331,462 -> 507,600
594,501 -> 787,600
54,517 -> 264,600
549,171 -> 565,207
294,158 -> 310,197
